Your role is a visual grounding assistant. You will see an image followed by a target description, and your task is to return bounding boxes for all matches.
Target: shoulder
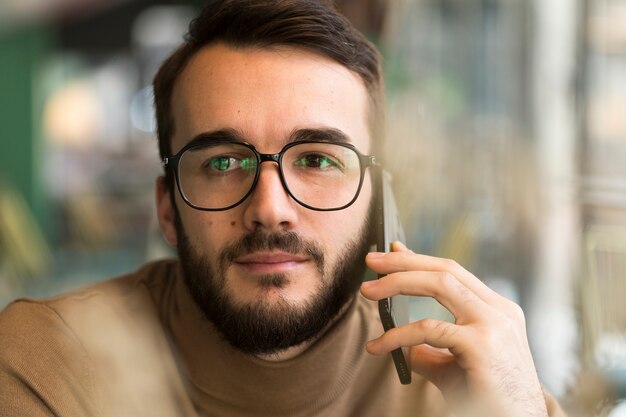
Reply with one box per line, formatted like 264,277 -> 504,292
10,259 -> 179,342
0,260 -> 177,359
0,299 -> 83,360
0,299 -> 97,415
23,258 -> 178,320
0,258 -> 178,371
0,259 -> 181,415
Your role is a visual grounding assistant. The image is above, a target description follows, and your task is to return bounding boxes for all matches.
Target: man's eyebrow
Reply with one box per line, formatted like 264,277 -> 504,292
184,129 -> 247,148
289,128 -> 352,144
181,127 -> 351,152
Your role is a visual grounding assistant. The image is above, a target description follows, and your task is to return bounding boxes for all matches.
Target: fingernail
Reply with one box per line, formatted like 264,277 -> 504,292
393,240 -> 411,252
361,280 -> 377,289
367,252 -> 386,259
392,241 -> 408,251
365,340 -> 381,355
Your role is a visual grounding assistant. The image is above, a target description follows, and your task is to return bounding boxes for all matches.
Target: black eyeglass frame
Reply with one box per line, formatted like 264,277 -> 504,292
162,139 -> 378,212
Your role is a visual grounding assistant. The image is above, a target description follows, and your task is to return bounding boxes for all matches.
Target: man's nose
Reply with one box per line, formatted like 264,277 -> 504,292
241,163 -> 298,231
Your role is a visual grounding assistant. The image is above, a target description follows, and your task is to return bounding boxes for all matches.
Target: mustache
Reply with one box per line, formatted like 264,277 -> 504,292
219,230 -> 325,273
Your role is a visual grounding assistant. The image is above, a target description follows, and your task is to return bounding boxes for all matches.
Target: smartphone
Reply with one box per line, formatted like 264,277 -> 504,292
372,168 -> 412,385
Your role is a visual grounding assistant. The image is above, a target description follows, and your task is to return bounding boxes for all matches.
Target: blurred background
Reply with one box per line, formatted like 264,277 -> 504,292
0,0 -> 625,415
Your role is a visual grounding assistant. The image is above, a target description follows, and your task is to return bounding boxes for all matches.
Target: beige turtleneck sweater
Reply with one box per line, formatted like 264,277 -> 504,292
0,260 -> 565,417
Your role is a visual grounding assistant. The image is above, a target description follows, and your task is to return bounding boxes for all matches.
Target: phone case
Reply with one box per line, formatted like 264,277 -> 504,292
375,169 -> 412,385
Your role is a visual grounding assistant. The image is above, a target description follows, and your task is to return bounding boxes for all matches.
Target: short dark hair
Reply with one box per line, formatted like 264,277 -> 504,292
153,0 -> 384,177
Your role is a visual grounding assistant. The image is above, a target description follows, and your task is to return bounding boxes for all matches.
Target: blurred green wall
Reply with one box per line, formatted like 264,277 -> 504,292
0,26 -> 54,234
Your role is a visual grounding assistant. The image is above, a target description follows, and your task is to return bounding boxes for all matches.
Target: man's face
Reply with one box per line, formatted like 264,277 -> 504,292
157,43 -> 373,354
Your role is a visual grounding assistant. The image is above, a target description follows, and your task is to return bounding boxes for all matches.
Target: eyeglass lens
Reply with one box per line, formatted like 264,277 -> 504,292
177,142 -> 362,210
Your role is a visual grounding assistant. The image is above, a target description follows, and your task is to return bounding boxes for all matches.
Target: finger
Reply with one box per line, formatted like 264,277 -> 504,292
366,318 -> 466,356
410,344 -> 455,365
367,240 -> 412,262
409,346 -> 468,403
409,345 -> 458,379
391,240 -> 412,253
361,271 -> 488,321
366,251 -> 486,293
366,250 -> 507,310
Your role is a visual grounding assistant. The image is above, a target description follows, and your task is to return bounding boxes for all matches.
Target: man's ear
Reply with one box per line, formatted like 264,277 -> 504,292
156,176 -> 178,247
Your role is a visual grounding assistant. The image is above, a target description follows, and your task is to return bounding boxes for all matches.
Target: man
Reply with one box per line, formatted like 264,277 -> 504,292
0,1 -> 566,416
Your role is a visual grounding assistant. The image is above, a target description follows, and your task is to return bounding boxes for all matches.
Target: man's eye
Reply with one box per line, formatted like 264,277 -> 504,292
209,156 -> 238,172
294,154 -> 340,170
205,156 -> 256,174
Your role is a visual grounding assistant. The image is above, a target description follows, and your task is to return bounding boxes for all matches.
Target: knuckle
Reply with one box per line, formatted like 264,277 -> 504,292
440,323 -> 458,340
480,324 -> 504,350
509,302 -> 526,324
483,312 -> 521,348
398,250 -> 413,264
419,318 -> 439,332
438,272 -> 476,304
441,258 -> 460,271
415,318 -> 438,334
420,318 -> 456,340
437,272 -> 456,292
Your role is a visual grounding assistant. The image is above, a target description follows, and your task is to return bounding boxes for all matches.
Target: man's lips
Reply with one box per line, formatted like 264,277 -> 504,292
233,251 -> 309,272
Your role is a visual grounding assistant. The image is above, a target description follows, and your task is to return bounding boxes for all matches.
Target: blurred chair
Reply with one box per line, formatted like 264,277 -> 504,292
0,182 -> 52,296
581,225 -> 626,398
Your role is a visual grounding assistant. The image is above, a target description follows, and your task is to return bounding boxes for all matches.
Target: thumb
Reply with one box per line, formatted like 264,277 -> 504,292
409,345 -> 461,390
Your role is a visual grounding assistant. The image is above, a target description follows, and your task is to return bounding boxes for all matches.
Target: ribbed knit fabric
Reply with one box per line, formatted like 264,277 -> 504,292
0,259 -> 565,417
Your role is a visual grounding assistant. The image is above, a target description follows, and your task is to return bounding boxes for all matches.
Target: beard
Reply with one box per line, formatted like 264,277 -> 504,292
175,210 -> 371,356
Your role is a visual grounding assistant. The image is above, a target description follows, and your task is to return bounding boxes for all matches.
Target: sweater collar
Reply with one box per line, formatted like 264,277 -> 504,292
167,262 -> 373,415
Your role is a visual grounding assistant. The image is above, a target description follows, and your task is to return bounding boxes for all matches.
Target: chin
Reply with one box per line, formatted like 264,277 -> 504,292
231,272 -> 321,307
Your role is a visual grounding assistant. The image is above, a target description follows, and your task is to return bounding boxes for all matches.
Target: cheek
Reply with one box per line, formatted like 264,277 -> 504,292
311,192 -> 372,251
177,204 -> 241,252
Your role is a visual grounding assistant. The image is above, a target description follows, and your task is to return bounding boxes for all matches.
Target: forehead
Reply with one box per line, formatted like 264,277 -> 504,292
170,43 -> 371,154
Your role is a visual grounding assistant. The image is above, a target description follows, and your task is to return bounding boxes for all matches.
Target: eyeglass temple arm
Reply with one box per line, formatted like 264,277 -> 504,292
162,156 -> 176,169
367,155 -> 380,168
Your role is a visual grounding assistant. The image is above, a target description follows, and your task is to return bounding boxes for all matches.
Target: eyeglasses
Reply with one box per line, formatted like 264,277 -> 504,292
163,139 -> 377,211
